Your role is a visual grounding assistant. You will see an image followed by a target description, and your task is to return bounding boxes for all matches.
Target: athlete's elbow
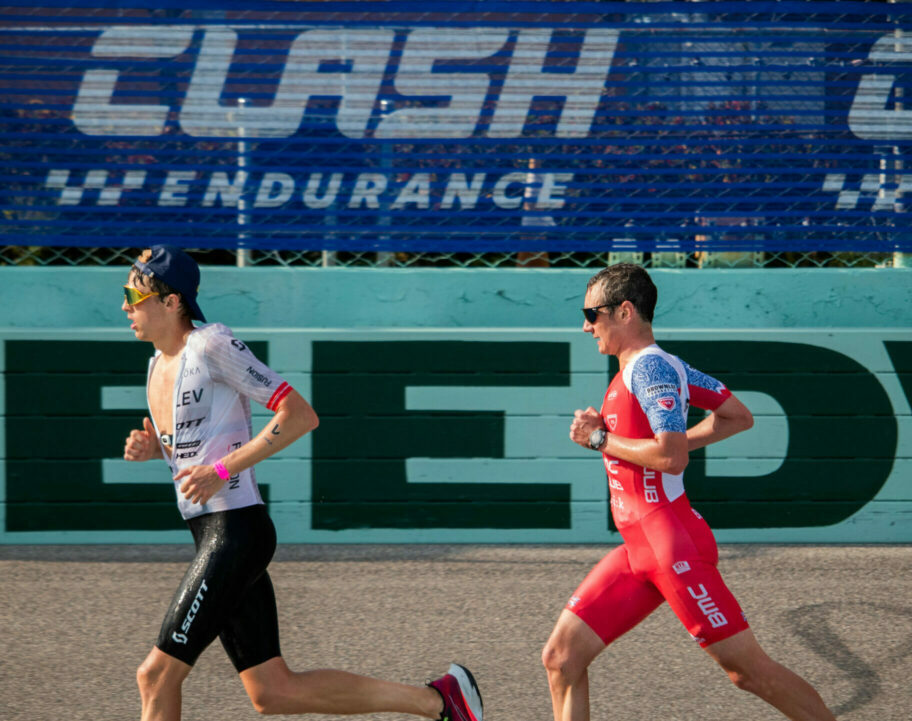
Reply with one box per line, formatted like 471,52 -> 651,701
740,409 -> 754,432
307,409 -> 319,433
281,392 -> 319,434
290,408 -> 318,438
722,396 -> 754,433
661,454 -> 688,476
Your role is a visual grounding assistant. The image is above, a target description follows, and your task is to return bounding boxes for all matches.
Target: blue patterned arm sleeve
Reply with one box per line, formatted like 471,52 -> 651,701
629,355 -> 687,434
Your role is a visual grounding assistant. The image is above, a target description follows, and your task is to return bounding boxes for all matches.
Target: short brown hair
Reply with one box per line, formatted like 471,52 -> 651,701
586,263 -> 658,323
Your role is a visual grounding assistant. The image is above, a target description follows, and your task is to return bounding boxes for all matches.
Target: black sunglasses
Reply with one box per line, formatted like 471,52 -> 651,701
582,303 -> 617,323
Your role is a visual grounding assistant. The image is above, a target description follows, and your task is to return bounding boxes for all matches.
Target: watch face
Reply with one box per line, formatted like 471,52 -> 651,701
589,429 -> 605,449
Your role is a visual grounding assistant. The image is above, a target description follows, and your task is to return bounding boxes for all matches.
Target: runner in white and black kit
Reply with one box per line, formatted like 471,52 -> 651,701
122,246 -> 483,721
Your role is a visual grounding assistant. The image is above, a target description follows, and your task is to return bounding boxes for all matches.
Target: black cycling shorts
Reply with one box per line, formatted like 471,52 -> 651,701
155,503 -> 280,672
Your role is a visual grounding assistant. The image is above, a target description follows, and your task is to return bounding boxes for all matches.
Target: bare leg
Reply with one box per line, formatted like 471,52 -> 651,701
705,629 -> 837,721
541,610 -> 607,721
136,647 -> 193,721
240,656 -> 445,717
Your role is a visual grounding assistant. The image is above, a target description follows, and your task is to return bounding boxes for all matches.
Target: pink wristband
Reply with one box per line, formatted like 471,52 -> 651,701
213,461 -> 231,480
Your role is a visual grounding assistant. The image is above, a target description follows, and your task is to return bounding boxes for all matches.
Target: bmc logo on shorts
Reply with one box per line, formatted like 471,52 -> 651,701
687,584 -> 729,629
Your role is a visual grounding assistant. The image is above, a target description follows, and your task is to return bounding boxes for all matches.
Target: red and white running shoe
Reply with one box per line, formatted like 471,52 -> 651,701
427,663 -> 483,721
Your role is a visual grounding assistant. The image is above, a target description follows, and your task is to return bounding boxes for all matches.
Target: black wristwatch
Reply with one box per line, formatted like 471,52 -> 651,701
588,428 -> 607,451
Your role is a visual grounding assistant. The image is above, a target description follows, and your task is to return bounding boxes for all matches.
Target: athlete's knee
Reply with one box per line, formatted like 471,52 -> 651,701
541,639 -> 586,688
247,683 -> 276,715
247,674 -> 294,714
136,657 -> 171,695
725,668 -> 752,692
249,689 -> 278,715
136,650 -> 189,698
718,657 -> 775,698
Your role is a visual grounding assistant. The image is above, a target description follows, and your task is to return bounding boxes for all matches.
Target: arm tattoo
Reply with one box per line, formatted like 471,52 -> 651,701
263,422 -> 280,446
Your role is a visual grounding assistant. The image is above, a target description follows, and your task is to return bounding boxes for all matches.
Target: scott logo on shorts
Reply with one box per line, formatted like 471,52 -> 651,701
687,584 -> 728,629
173,579 -> 209,643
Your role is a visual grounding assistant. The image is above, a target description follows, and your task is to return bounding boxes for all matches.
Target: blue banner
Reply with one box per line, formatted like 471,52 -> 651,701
1,2 -> 911,252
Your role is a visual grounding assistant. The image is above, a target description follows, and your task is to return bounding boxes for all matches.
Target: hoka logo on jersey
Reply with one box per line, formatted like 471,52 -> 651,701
656,396 -> 676,410
605,414 -> 618,431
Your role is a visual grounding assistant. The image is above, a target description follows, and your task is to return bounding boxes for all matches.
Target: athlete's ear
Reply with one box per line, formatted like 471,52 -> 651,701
617,299 -> 632,322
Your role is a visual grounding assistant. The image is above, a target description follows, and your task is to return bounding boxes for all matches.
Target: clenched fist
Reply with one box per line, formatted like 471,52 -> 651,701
175,465 -> 225,505
569,406 -> 605,449
124,416 -> 162,461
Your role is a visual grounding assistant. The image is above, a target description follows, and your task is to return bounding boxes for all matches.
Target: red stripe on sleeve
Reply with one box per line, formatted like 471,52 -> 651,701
267,382 -> 292,411
689,384 -> 732,411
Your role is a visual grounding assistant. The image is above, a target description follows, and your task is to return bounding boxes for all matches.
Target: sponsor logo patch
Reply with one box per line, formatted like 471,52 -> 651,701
673,561 -> 691,575
643,468 -> 660,503
645,383 -> 677,398
657,396 -> 676,410
246,365 -> 272,387
687,584 -> 729,629
606,414 -> 618,431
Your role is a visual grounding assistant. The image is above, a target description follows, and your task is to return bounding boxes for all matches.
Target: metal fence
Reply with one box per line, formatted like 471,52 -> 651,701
2,1 -> 912,264
0,245 -> 900,269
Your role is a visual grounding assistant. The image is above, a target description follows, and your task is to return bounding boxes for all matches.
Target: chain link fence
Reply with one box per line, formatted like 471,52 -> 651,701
0,245 -> 900,269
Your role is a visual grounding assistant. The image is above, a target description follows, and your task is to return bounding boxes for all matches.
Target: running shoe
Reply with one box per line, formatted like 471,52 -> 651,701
427,663 -> 483,721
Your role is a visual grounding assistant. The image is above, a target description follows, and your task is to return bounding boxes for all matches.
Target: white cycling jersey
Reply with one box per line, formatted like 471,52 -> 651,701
146,323 -> 292,520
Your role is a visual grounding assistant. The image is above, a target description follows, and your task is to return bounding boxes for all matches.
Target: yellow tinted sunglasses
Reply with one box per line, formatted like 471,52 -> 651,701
123,285 -> 160,306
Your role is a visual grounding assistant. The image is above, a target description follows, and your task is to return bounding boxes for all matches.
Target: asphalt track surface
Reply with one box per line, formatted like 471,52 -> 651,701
2,544 -> 910,721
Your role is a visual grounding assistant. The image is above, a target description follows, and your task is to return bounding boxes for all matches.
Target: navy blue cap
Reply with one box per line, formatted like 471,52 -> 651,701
134,245 -> 206,323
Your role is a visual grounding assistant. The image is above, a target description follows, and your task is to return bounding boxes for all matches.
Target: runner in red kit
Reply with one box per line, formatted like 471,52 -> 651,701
541,264 -> 836,721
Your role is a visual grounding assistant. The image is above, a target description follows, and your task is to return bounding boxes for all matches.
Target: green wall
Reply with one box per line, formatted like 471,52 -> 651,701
1,267 -> 910,543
